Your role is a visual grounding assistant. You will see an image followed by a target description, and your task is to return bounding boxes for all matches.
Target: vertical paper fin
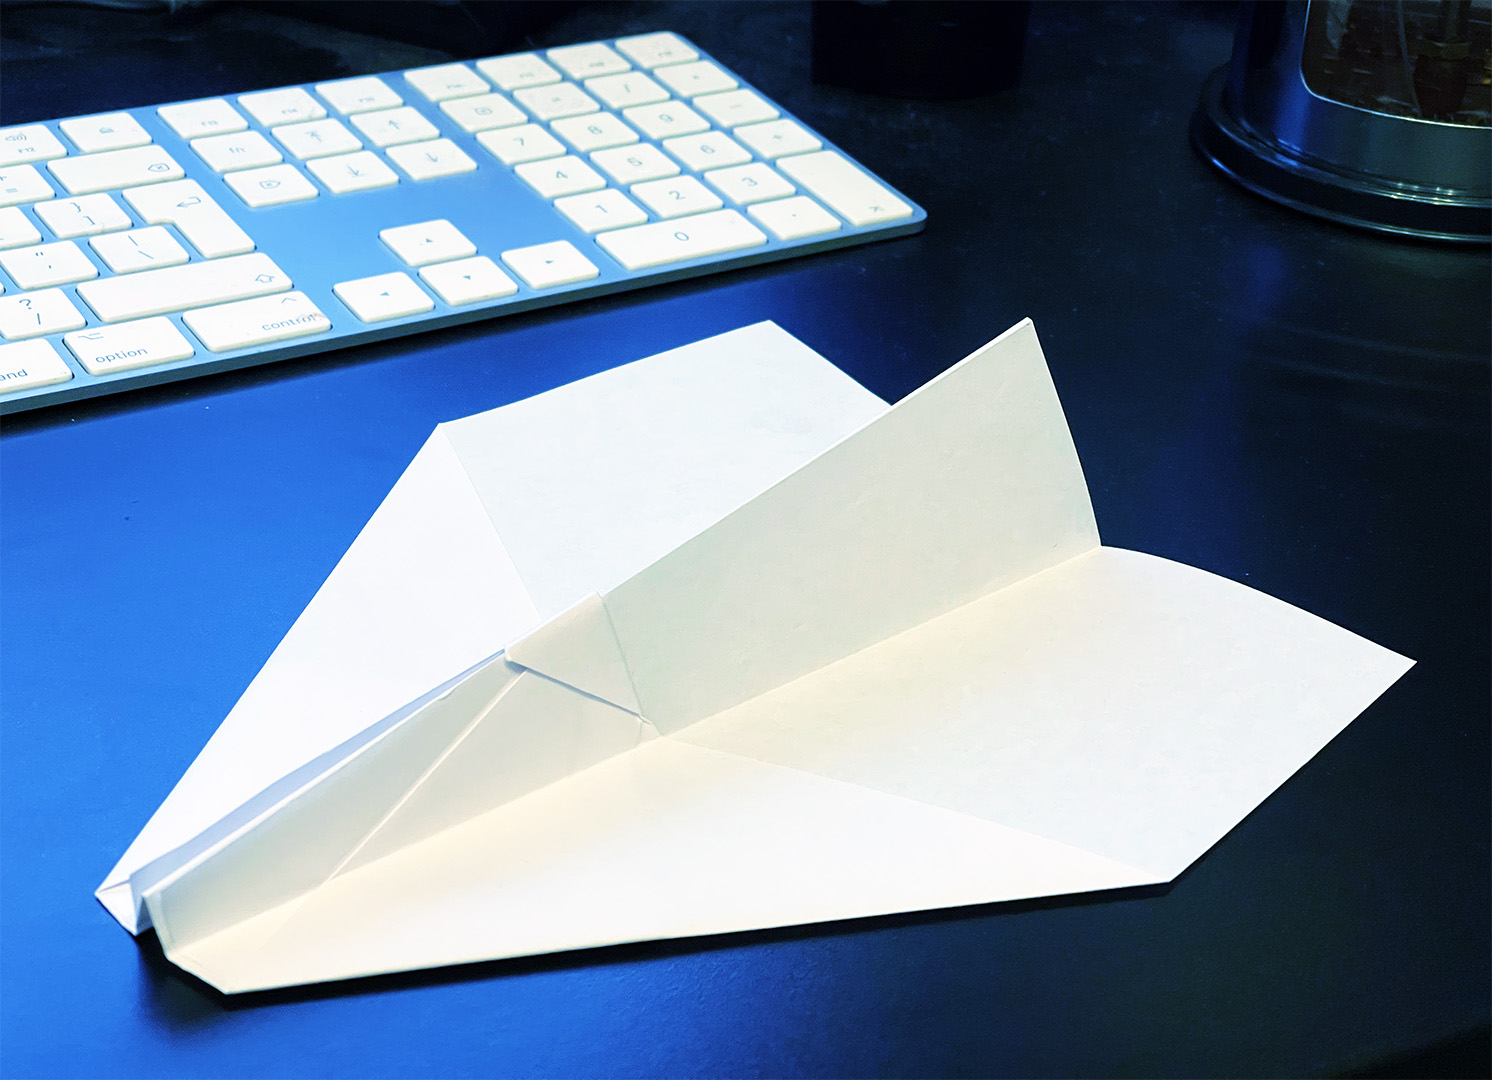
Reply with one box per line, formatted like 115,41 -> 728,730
604,319 -> 1102,734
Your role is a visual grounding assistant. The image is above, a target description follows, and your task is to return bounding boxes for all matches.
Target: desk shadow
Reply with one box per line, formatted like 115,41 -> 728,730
132,878 -> 1173,1025
1336,1023 -> 1491,1080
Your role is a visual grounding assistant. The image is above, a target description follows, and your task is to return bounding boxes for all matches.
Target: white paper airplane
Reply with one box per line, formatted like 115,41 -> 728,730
96,320 -> 1411,993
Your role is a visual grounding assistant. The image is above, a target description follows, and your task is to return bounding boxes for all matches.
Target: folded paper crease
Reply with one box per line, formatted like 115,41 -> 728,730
97,319 -> 1413,992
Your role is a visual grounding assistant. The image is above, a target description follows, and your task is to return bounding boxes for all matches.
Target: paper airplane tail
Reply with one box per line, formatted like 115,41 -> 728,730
133,649 -> 648,958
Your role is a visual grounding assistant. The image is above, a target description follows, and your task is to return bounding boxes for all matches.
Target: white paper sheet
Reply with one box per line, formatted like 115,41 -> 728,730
99,320 -> 1412,992
98,322 -> 884,933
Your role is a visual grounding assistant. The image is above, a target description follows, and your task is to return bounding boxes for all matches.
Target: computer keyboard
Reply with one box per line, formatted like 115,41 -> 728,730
0,32 -> 925,413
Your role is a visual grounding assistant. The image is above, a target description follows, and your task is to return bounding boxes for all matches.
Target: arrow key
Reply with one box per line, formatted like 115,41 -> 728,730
334,271 -> 434,322
419,256 -> 517,305
379,219 -> 475,266
501,240 -> 598,289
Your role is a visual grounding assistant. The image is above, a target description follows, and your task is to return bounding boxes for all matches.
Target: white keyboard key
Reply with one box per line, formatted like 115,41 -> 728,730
553,188 -> 647,233
183,291 -> 331,351
157,99 -> 248,139
551,113 -> 638,152
90,226 -> 190,273
48,146 -> 184,195
705,163 -> 795,206
306,151 -> 400,194
0,338 -> 73,391
224,164 -> 319,207
238,87 -> 326,126
0,241 -> 98,289
334,272 -> 434,322
64,316 -> 195,374
615,32 -> 699,69
584,72 -> 669,110
591,144 -> 679,184
0,207 -> 41,249
630,175 -> 724,219
418,256 -> 518,305
271,119 -> 361,160
0,166 -> 56,207
440,94 -> 526,134
59,112 -> 152,153
514,155 -> 605,199
775,151 -> 913,226
595,209 -> 766,270
693,89 -> 779,128
33,193 -> 132,238
734,119 -> 823,159
500,240 -> 598,288
513,83 -> 600,122
386,139 -> 477,181
547,43 -> 631,79
477,124 -> 564,165
76,252 -> 290,322
0,288 -> 86,339
315,76 -> 402,115
123,180 -> 255,258
621,101 -> 710,140
748,195 -> 842,240
654,61 -> 737,98
663,131 -> 751,172
0,125 -> 67,167
405,64 -> 489,103
379,220 -> 476,266
476,53 -> 562,91
191,130 -> 283,172
350,107 -> 439,148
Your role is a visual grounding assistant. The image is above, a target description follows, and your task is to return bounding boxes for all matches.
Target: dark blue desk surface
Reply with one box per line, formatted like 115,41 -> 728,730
2,4 -> 1488,1077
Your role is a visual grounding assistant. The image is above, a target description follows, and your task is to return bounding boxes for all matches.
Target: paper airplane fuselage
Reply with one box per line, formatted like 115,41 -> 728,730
96,321 -> 1411,993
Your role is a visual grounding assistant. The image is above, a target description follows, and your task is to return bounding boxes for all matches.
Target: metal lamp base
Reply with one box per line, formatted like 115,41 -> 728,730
1192,67 -> 1490,243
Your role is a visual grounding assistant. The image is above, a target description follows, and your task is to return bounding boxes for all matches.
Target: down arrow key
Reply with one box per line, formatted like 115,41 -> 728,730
418,255 -> 518,306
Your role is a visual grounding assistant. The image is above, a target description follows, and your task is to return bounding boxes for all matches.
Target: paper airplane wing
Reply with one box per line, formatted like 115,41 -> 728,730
111,321 -> 1411,993
98,322 -> 887,933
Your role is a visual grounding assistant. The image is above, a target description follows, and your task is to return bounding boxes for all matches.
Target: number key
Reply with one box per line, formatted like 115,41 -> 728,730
477,124 -> 564,165
591,144 -> 679,184
630,175 -> 723,219
550,113 -> 639,152
513,155 -> 606,199
662,131 -> 751,172
621,101 -> 710,140
553,189 -> 648,233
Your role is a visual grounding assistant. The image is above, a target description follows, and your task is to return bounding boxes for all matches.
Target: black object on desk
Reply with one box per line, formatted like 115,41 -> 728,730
1,3 -> 1487,1078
